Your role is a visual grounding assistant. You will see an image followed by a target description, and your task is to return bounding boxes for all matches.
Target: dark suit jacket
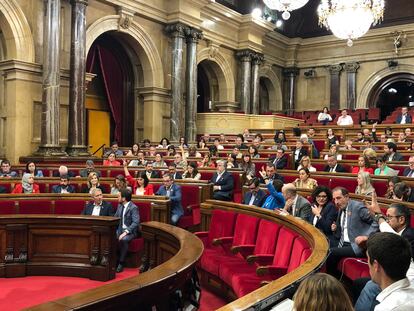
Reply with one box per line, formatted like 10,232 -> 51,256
333,199 -> 378,256
156,183 -> 184,218
402,227 -> 414,259
242,189 -> 267,207
52,184 -> 76,193
146,170 -> 161,179
81,200 -> 114,216
403,167 -> 414,177
323,164 -> 347,173
388,152 -> 404,162
114,201 -> 140,237
270,155 -> 288,170
396,113 -> 412,124
172,172 -> 182,180
309,202 -> 338,245
209,171 -> 234,200
293,147 -> 308,168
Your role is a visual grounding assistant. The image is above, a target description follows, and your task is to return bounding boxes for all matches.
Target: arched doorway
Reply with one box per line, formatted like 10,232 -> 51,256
368,73 -> 414,120
197,60 -> 221,112
86,32 -> 135,150
259,77 -> 270,113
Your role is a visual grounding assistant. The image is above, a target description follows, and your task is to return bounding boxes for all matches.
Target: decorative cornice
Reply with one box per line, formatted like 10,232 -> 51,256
165,22 -> 189,38
344,62 -> 360,73
236,49 -> 254,62
251,53 -> 264,65
283,67 -> 299,77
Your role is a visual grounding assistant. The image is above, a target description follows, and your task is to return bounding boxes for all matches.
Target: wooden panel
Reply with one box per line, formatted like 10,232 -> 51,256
87,109 -> 110,157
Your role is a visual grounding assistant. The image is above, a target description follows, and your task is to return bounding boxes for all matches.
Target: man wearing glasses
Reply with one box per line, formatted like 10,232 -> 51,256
242,178 -> 267,207
209,160 -> 234,201
354,196 -> 414,311
403,156 -> 414,177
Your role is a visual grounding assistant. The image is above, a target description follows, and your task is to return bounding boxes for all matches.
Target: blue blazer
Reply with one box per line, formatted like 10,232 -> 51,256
333,199 -> 378,256
114,201 -> 140,238
209,171 -> 234,200
261,182 -> 285,210
156,183 -> 184,218
242,189 -> 267,207
52,184 -> 76,193
397,114 -> 412,124
81,201 -> 114,216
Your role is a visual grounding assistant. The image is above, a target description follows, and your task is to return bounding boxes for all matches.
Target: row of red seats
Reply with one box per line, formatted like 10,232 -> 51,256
196,210 -> 311,297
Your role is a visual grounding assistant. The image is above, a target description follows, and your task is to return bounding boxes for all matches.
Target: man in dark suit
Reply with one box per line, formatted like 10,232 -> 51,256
323,154 -> 347,173
281,183 -> 311,222
114,189 -> 140,273
52,175 -> 76,194
156,174 -> 184,225
168,163 -> 182,180
292,140 -> 308,169
326,187 -> 378,275
403,156 -> 414,177
396,106 -> 412,124
242,178 -> 267,207
383,142 -> 404,162
81,188 -> 113,216
209,160 -> 234,201
145,162 -> 160,179
270,148 -> 288,169
79,160 -> 101,178
52,165 -> 75,178
354,201 -> 414,311
258,163 -> 285,184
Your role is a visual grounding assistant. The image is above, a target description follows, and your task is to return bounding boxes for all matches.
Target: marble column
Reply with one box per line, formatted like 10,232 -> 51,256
67,0 -> 89,156
36,0 -> 65,155
283,67 -> 299,115
251,53 -> 264,115
236,49 -> 253,114
165,23 -> 188,141
184,28 -> 203,142
328,64 -> 343,111
344,62 -> 360,110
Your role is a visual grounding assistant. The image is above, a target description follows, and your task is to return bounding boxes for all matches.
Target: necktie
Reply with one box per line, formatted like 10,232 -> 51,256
370,299 -> 380,311
409,170 -> 414,177
338,209 -> 347,247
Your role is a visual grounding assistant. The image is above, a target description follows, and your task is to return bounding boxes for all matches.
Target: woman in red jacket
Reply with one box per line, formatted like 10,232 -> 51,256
12,173 -> 40,194
123,162 -> 154,195
351,155 -> 374,174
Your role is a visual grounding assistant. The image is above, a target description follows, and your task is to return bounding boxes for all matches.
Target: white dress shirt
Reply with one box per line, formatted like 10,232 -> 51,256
337,115 -> 354,126
122,202 -> 129,230
92,204 -> 101,216
375,278 -> 414,311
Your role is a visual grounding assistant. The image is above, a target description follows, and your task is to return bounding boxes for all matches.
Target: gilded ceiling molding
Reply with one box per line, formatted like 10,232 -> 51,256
0,0 -> 35,62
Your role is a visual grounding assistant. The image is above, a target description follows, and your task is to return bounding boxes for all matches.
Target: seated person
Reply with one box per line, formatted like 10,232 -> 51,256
351,156 -> 373,174
25,161 -> 44,177
355,171 -> 375,196
293,140 -> 308,169
128,150 -> 147,167
114,189 -> 140,273
209,160 -> 234,201
79,160 -> 101,177
110,175 -> 128,195
374,157 -> 398,176
393,182 -> 414,202
168,163 -> 182,180
336,109 -> 354,126
383,142 -> 404,162
124,162 -> 154,195
12,173 -> 40,194
317,107 -> 333,125
323,154 -> 347,173
144,162 -> 160,179
281,183 -> 311,222
270,147 -> 287,169
0,160 -> 18,178
103,152 -> 121,166
182,162 -> 201,180
52,175 -> 75,193
81,188 -> 113,216
52,165 -> 75,178
104,141 -> 124,157
261,179 -> 285,210
403,156 -> 414,177
293,168 -> 318,190
156,174 -> 183,225
297,156 -> 316,172
82,172 -> 105,194
242,177 -> 267,207
396,106 -> 412,124
258,162 -> 285,184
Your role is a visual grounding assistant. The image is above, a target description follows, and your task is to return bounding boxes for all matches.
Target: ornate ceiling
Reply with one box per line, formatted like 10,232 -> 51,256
217,0 -> 414,38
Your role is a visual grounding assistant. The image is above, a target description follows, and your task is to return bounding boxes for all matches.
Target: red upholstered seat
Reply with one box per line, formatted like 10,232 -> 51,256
231,227 -> 299,297
152,184 -> 161,193
337,257 -> 369,280
330,177 -> 357,192
177,185 -> 202,229
137,202 -> 151,222
219,220 -> 281,286
200,214 -> 260,276
54,200 -> 85,214
232,236 -> 309,297
18,200 -> 53,214
0,200 -> 16,214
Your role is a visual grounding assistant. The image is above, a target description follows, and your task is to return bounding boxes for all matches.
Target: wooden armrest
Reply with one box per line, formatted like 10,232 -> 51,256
212,236 -> 233,246
194,231 -> 208,238
246,254 -> 273,265
230,244 -> 255,255
256,265 -> 287,278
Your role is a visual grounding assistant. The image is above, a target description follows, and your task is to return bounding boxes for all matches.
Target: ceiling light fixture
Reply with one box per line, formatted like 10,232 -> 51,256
263,0 -> 309,20
318,0 -> 385,47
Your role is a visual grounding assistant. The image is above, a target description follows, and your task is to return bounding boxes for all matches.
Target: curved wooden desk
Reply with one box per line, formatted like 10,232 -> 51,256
24,221 -> 203,310
0,215 -> 119,281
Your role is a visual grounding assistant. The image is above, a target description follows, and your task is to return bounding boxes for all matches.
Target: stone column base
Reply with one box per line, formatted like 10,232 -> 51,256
214,101 -> 239,112
34,146 -> 67,157
66,145 -> 90,156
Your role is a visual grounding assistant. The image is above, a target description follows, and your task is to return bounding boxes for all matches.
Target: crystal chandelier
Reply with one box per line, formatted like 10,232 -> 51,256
263,0 -> 309,20
318,0 -> 385,47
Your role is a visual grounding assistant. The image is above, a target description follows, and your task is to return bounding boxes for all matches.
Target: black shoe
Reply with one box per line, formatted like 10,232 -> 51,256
138,262 -> 149,273
116,264 -> 124,273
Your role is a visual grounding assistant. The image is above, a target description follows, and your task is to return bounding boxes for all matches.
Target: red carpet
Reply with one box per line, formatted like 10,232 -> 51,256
199,287 -> 228,311
0,268 -> 137,310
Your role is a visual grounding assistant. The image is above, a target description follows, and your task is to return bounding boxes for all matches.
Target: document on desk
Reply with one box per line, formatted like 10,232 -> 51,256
270,298 -> 294,311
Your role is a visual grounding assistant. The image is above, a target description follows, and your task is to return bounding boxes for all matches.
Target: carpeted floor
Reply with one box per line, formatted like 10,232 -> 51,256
0,271 -> 228,311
